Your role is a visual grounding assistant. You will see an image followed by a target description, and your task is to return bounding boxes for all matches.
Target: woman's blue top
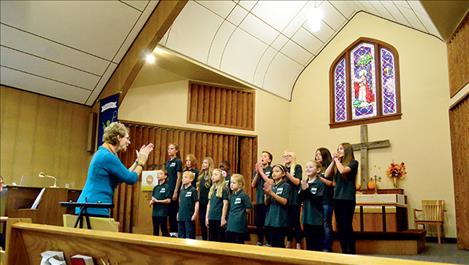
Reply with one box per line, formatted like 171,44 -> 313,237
76,146 -> 138,216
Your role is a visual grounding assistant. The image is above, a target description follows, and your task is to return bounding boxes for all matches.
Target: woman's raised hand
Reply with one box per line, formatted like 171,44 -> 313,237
137,143 -> 154,165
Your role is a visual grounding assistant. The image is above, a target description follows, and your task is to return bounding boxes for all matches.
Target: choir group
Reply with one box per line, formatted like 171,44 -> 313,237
150,142 -> 358,254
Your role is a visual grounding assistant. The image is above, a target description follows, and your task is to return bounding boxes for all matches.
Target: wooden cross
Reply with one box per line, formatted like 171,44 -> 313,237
352,125 -> 391,190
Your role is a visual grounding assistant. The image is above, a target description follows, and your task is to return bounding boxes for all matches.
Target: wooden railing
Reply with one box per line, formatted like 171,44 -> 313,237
6,222 -> 448,265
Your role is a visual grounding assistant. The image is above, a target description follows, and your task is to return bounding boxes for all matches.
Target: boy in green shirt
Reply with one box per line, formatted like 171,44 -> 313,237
177,171 -> 199,239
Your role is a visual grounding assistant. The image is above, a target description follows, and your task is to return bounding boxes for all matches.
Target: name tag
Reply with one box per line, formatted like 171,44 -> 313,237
276,187 -> 283,195
234,198 -> 241,204
185,192 -> 192,197
160,188 -> 166,193
311,187 -> 317,194
170,162 -> 176,167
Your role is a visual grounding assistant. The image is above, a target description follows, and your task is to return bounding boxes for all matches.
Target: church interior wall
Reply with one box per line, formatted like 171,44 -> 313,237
0,85 -> 92,188
119,79 -> 291,165
290,12 -> 455,237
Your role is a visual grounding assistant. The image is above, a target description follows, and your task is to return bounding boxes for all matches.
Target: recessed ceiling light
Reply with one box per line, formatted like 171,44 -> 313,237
145,53 -> 156,64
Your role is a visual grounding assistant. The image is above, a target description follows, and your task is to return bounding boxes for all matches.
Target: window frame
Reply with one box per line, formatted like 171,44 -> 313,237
329,37 -> 402,128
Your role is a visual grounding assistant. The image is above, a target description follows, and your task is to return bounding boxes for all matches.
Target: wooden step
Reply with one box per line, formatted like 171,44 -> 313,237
333,230 -> 426,255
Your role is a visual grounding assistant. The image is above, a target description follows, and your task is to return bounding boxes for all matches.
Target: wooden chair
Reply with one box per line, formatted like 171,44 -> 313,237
413,200 -> 445,244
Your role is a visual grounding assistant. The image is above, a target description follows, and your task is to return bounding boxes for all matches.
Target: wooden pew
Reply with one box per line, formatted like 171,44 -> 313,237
7,222 -> 448,265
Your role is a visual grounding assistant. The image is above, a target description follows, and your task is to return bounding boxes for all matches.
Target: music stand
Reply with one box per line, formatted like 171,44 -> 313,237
59,202 -> 114,229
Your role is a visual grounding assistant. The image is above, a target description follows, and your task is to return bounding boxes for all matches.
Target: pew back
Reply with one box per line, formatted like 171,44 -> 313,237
7,222 -> 449,265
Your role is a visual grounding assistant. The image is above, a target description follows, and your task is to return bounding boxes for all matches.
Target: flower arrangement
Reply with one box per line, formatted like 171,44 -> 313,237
386,162 -> 407,188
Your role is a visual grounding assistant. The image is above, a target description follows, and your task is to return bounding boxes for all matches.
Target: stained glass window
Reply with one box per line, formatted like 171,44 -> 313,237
380,47 -> 397,115
334,58 -> 347,122
330,38 -> 401,128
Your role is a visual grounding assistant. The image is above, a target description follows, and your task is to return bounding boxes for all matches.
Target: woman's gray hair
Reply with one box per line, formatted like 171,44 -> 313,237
103,122 -> 128,145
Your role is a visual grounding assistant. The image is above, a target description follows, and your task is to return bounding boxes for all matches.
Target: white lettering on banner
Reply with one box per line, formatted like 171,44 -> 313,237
101,102 -> 117,112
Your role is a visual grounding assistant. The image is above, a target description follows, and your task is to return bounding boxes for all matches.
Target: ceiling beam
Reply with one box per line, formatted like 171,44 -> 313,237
92,0 -> 187,110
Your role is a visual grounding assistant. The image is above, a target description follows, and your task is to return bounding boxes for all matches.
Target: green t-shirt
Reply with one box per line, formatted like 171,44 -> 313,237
178,185 -> 198,221
198,172 -> 211,206
252,165 -> 272,205
333,160 -> 359,201
299,178 -> 324,225
208,187 -> 229,220
285,164 -> 302,205
151,182 -> 171,217
227,190 -> 253,233
264,181 -> 290,227
166,157 -> 182,193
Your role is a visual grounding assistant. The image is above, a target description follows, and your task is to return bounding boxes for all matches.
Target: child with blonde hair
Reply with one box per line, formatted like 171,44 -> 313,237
177,171 -> 199,239
227,174 -> 253,244
282,151 -> 303,249
299,161 -> 325,251
196,156 -> 214,240
206,168 -> 229,242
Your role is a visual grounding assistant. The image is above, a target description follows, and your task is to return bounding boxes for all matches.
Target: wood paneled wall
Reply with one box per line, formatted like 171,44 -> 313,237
448,12 -> 469,250
0,86 -> 91,188
114,121 -> 257,233
187,81 -> 255,131
447,13 -> 469,97
450,95 -> 469,249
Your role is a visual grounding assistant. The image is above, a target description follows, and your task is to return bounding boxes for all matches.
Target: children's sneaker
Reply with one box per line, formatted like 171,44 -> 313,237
264,243 -> 271,247
169,232 -> 178,238
256,242 -> 263,246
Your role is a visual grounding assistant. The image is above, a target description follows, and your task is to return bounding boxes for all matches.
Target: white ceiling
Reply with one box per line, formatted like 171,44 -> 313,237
0,0 -> 159,105
159,0 -> 441,100
0,1 -> 447,105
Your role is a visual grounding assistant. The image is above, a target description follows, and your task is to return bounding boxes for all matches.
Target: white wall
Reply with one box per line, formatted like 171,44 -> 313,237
290,12 -> 455,237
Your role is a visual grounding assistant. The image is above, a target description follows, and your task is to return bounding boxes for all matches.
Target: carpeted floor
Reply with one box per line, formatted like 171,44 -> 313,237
371,243 -> 469,264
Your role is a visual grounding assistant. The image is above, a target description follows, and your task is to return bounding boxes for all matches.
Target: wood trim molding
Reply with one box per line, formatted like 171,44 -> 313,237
119,119 -> 257,138
92,0 -> 188,110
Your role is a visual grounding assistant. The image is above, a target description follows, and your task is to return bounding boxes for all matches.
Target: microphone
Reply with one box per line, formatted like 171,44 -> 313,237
38,172 -> 57,188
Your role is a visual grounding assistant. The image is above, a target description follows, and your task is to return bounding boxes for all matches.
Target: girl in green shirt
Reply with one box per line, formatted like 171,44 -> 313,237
196,156 -> 214,240
299,161 -> 325,251
226,174 -> 252,244
206,168 -> 229,242
264,164 -> 291,248
325,143 -> 359,254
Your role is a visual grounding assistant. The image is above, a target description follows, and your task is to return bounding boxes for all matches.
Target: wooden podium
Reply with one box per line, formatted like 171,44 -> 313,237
0,186 -> 81,226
